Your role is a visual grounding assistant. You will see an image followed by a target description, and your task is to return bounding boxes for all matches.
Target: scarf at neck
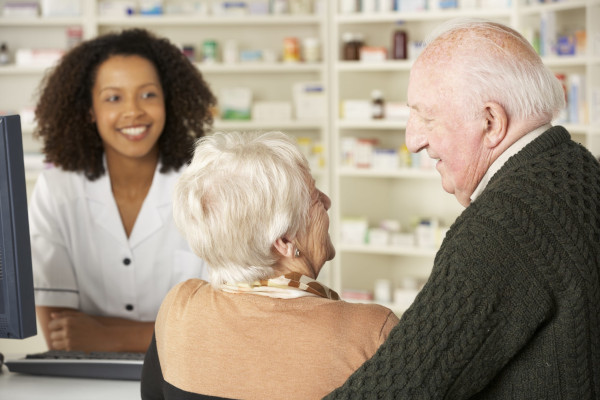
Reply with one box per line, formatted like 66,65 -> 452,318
221,271 -> 340,300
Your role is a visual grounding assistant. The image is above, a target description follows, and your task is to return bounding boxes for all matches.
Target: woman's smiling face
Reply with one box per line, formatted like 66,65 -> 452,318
90,54 -> 166,163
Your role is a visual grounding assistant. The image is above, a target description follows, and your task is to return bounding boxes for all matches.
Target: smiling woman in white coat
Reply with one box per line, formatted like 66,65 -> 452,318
29,28 -> 216,353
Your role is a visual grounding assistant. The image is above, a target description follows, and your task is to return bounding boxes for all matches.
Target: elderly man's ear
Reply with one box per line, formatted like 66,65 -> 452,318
482,102 -> 508,149
273,237 -> 295,258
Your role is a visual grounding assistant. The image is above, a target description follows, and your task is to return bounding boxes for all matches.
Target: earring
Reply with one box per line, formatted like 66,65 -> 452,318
294,248 -> 300,257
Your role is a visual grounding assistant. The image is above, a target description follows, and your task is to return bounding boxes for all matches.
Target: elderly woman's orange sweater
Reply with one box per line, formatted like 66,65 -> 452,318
141,278 -> 398,399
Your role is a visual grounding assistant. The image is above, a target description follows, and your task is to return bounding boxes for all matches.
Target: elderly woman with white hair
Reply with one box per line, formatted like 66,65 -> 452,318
140,131 -> 399,400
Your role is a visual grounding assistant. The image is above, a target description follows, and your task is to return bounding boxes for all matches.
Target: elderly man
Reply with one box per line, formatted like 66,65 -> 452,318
326,19 -> 600,399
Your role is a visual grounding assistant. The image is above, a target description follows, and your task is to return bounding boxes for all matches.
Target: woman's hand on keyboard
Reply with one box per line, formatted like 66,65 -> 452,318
48,310 -> 112,352
42,309 -> 155,353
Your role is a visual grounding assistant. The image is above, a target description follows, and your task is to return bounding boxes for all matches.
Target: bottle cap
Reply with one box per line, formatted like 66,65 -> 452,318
342,32 -> 354,42
371,89 -> 383,99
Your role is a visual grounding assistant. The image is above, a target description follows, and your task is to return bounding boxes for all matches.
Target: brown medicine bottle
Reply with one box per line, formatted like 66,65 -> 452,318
392,29 -> 407,60
371,90 -> 385,119
342,32 -> 364,61
342,32 -> 355,60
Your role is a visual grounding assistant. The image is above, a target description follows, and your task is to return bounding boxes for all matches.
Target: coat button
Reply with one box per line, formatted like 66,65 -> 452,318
125,304 -> 134,311
123,258 -> 131,266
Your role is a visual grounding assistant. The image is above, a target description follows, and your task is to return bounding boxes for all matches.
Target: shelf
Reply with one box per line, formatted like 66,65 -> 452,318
97,14 -> 323,27
25,170 -> 41,182
335,8 -> 513,24
560,123 -> 592,134
337,119 -> 407,129
520,0 -> 587,14
198,62 -> 325,73
0,17 -> 83,26
21,123 -> 35,134
337,60 -> 413,72
548,123 -> 595,135
339,167 -> 439,179
339,243 -> 438,257
21,160 -> 326,180
23,120 -> 323,133
0,64 -> 53,75
3,1 -> 596,298
542,56 -> 588,67
213,120 -> 325,130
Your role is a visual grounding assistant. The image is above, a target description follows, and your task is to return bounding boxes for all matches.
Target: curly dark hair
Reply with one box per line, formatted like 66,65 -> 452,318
34,28 -> 216,180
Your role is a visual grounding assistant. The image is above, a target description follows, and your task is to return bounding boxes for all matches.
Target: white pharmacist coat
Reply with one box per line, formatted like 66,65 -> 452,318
29,162 -> 208,321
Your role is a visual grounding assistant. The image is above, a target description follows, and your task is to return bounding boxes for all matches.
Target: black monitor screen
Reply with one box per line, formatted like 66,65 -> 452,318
0,114 -> 36,339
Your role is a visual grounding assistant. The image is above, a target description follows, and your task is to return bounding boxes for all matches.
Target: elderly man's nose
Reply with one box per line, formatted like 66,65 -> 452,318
405,120 -> 427,153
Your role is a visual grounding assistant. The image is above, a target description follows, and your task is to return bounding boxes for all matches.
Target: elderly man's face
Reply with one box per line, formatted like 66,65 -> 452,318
405,60 -> 488,207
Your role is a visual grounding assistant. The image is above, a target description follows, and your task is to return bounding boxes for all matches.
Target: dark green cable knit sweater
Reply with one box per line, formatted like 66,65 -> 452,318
326,126 -> 600,399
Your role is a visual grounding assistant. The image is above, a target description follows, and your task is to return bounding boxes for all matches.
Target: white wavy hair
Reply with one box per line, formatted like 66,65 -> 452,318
173,131 -> 311,286
422,18 -> 565,122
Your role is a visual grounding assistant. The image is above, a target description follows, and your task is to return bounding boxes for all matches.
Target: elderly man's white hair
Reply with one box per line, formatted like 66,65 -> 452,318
420,17 -> 565,122
173,131 -> 312,286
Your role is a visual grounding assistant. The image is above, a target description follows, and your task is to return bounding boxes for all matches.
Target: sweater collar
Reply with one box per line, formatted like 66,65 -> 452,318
470,124 -> 553,203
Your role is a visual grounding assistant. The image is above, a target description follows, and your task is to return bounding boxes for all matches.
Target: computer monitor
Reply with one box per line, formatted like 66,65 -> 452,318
0,114 -> 36,339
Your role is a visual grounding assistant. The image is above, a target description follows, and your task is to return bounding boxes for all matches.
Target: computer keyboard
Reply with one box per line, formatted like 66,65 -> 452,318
5,350 -> 145,380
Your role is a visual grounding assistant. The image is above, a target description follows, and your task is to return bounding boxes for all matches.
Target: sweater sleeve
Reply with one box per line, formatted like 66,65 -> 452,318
324,216 -> 555,399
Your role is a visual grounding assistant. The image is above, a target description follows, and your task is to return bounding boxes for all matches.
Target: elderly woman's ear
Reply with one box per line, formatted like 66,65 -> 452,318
274,237 -> 296,258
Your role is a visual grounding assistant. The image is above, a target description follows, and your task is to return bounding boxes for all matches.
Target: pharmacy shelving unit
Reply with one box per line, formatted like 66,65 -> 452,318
0,2 -> 331,152
0,1 -> 335,281
0,0 -> 598,306
516,0 -> 600,157
92,2 -> 333,281
330,6 -> 515,314
0,2 -> 89,196
92,10 -> 331,167
330,0 -> 599,314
